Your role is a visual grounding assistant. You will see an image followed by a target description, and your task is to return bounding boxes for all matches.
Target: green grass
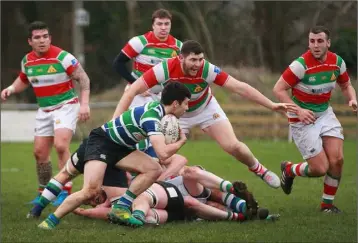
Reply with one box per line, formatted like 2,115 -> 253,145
1,140 -> 357,242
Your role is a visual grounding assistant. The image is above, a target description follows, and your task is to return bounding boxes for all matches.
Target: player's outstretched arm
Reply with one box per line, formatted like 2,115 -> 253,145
1,77 -> 29,101
72,206 -> 110,220
223,76 -> 297,113
112,77 -> 149,118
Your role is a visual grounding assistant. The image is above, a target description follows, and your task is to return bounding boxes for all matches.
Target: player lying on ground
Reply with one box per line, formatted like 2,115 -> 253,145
72,166 -> 279,226
29,137 -> 257,225
27,137 -> 188,219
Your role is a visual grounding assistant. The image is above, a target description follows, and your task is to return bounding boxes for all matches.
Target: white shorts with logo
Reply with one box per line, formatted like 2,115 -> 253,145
290,106 -> 344,160
35,103 -> 80,136
179,96 -> 228,134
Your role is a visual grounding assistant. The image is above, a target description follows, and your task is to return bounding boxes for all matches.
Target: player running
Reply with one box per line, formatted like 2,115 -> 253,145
273,26 -> 357,213
37,81 -> 190,229
112,40 -> 298,189
1,21 -> 91,206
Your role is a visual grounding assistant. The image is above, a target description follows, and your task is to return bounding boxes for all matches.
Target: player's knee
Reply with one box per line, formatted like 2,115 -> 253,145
54,142 -> 69,155
147,162 -> 163,178
329,155 -> 344,169
83,186 -> 101,200
33,148 -> 49,162
183,166 -> 201,179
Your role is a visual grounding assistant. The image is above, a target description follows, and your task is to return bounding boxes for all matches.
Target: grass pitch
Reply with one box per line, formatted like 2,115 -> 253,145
1,140 -> 356,242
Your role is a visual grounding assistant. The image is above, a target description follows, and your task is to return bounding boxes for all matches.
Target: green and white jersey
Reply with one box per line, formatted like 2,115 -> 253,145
101,101 -> 165,148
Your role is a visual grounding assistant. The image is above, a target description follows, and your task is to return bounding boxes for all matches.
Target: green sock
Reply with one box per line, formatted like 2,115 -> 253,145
220,180 -> 233,193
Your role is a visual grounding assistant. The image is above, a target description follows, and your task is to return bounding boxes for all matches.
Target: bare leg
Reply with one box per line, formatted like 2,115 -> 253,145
203,120 -> 280,188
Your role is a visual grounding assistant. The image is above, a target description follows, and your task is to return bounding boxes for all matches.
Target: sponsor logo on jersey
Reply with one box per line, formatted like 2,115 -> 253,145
214,66 -> 221,74
71,59 -> 78,67
330,73 -> 336,81
308,76 -> 316,82
148,49 -> 156,54
171,51 -> 178,57
100,154 -> 107,160
194,85 -> 203,93
47,65 -> 57,73
213,113 -> 220,120
321,76 -> 327,81
30,78 -> 39,84
28,69 -> 33,74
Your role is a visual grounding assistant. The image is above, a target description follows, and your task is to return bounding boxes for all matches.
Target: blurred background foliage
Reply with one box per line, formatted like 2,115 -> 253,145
1,1 -> 356,103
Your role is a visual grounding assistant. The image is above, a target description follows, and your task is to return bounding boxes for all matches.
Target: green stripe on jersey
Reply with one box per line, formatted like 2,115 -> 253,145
176,39 -> 182,49
141,47 -> 178,59
57,51 -> 68,61
336,55 -> 343,68
136,139 -> 149,151
162,62 -> 169,81
121,112 -> 146,138
292,96 -> 329,113
25,63 -> 65,76
106,120 -> 122,144
36,89 -> 77,107
296,57 -> 307,69
138,35 -> 148,46
133,70 -> 144,78
48,182 -> 62,194
202,61 -> 210,79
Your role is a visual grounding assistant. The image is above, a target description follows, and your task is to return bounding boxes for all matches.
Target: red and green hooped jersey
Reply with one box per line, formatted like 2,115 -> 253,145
142,57 -> 229,113
121,31 -> 182,78
19,45 -> 79,111
282,51 -> 350,112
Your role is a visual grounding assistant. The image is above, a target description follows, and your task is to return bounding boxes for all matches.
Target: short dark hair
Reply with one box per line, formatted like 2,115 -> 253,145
28,21 -> 50,39
161,81 -> 191,106
152,9 -> 172,24
181,40 -> 204,57
309,26 -> 330,40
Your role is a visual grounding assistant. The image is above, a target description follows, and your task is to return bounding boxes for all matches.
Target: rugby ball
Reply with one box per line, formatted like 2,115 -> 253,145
161,114 -> 180,144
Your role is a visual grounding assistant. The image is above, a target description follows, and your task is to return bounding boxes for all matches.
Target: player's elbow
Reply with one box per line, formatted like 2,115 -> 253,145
273,82 -> 285,99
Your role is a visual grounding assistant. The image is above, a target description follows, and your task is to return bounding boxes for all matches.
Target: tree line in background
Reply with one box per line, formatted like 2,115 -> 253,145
1,1 -> 357,103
